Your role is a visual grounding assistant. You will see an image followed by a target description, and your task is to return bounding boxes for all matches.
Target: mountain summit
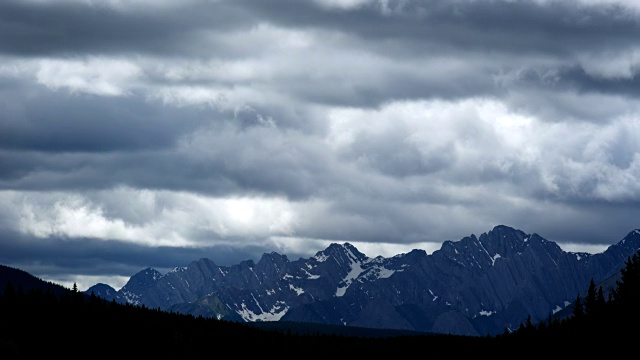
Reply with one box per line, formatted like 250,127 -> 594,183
87,225 -> 640,336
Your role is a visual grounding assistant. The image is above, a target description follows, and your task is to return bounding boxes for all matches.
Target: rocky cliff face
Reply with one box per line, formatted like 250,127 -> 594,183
87,225 -> 640,336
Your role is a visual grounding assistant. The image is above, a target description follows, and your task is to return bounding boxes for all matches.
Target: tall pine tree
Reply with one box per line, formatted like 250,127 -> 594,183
584,279 -> 597,316
572,294 -> 584,319
612,251 -> 640,312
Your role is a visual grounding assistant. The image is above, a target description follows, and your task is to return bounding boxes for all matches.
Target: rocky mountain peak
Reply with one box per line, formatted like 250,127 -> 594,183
256,251 -> 290,276
258,251 -> 289,264
314,242 -> 368,264
478,225 -> 529,255
601,229 -> 640,261
618,229 -> 640,250
129,268 -> 162,284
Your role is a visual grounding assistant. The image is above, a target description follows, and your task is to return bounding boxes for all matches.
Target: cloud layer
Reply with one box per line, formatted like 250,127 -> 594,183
1,0 -> 639,290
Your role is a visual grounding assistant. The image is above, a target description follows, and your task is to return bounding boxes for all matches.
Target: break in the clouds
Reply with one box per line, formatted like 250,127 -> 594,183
1,0 -> 640,291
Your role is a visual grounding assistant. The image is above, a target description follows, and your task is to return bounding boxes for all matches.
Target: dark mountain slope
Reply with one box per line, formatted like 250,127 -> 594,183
0,264 -> 70,298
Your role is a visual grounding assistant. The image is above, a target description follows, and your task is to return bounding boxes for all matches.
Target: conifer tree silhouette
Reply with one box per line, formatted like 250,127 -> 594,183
572,294 -> 584,319
584,278 -> 597,315
612,250 -> 640,312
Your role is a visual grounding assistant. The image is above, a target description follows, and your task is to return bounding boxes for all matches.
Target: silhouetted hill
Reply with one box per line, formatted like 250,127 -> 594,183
0,264 -> 71,298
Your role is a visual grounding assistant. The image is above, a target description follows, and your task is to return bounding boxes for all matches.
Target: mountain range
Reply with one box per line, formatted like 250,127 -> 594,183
87,225 -> 640,336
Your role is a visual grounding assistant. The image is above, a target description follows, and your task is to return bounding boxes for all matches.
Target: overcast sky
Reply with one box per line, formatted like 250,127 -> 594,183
1,0 -> 640,291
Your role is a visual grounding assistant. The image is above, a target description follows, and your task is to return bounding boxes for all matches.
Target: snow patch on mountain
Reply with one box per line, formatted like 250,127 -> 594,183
302,269 -> 320,279
429,289 -> 438,301
237,301 -> 289,322
479,310 -> 496,317
169,267 -> 186,273
315,253 -> 329,262
335,246 -> 367,297
552,300 -> 573,314
289,284 -> 304,295
362,265 -> 396,281
121,291 -> 141,306
375,267 -> 395,279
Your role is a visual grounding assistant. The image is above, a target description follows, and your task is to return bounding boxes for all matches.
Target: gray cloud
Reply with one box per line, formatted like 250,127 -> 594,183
0,88 -> 207,153
1,0 -> 640,289
0,0 -> 254,57
0,228 -> 285,291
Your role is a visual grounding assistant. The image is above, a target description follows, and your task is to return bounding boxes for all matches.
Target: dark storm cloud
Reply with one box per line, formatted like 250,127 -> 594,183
0,87 -> 209,153
560,66 -> 640,96
508,202 -> 640,246
237,0 -> 640,107
499,65 -> 640,108
0,0 -> 254,57
0,229 -> 282,282
2,0 -> 638,111
245,0 -> 639,55
0,114 -> 337,199
3,0 -> 637,71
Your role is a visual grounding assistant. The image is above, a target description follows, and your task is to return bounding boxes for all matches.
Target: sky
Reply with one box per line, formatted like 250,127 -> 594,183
1,0 -> 640,291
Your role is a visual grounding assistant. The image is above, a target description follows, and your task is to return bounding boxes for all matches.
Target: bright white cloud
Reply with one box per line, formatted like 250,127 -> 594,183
578,49 -> 640,80
327,98 -> 640,203
327,98 -> 538,180
351,240 -> 442,257
313,0 -> 376,10
5,188 -> 300,247
558,0 -> 640,10
556,242 -> 609,254
36,58 -> 141,96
